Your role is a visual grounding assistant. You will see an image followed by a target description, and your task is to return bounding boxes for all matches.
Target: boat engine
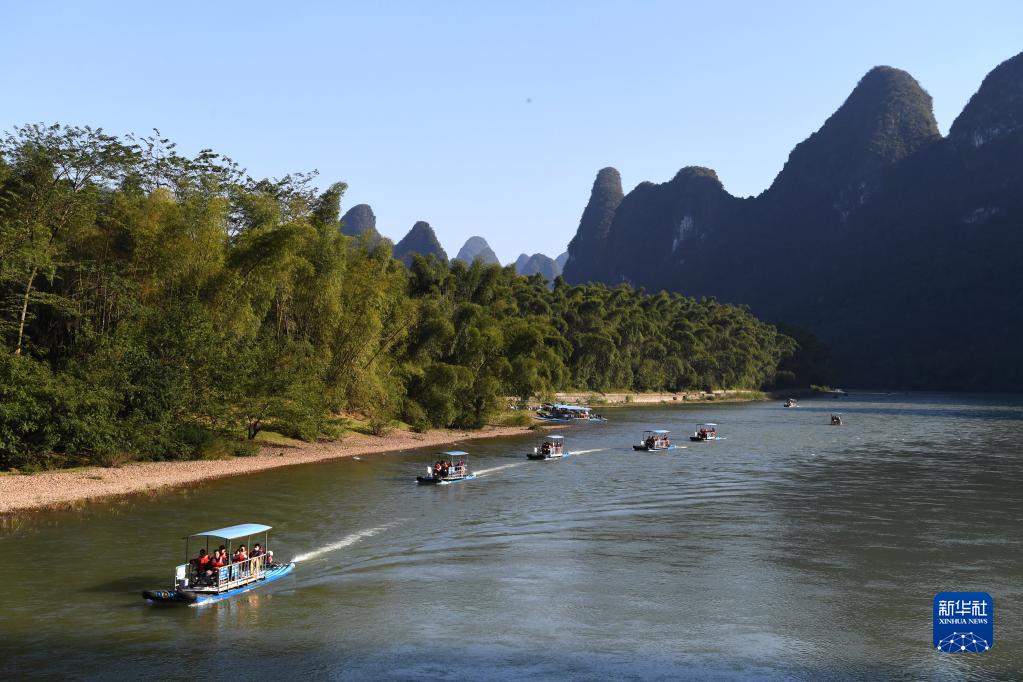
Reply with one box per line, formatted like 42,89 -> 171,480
175,564 -> 188,590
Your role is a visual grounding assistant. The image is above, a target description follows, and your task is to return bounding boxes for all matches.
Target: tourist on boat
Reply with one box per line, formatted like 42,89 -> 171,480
265,550 -> 275,567
210,549 -> 226,573
193,548 -> 212,578
234,545 -> 248,563
251,544 -> 264,559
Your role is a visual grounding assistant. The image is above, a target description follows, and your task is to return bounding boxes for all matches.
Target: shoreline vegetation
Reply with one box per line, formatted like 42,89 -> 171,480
0,391 -> 763,514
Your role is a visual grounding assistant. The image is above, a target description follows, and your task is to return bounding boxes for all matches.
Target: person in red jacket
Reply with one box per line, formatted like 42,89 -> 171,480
210,549 -> 226,570
195,548 -> 211,570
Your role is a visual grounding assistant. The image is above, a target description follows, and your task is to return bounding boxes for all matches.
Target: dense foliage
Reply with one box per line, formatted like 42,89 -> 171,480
0,125 -> 795,469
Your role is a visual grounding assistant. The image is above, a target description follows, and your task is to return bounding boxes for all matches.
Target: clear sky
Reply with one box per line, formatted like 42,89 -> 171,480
3,1 -> 1021,263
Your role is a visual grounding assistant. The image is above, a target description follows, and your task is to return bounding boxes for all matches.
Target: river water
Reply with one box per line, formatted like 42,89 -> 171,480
1,393 -> 1021,680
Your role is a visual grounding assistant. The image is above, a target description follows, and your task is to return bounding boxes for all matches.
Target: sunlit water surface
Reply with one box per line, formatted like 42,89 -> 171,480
2,393 -> 1021,680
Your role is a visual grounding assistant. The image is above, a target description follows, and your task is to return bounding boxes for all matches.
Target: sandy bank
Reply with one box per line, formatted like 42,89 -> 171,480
0,425 -> 533,514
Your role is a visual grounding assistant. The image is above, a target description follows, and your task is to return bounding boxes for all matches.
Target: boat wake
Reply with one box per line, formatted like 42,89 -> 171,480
475,463 -> 524,477
292,523 -> 397,563
569,448 -> 607,456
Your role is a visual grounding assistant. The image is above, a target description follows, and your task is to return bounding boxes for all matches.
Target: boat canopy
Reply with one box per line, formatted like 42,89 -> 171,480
546,435 -> 565,440
442,451 -> 468,457
698,423 -> 717,427
552,404 -> 590,412
649,429 -> 670,434
191,523 -> 272,540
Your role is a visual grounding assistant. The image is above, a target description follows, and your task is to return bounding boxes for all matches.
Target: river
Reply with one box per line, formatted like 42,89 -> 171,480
1,393 -> 1021,680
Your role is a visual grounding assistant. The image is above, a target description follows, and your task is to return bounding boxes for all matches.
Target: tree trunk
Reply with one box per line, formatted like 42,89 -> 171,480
13,266 -> 38,356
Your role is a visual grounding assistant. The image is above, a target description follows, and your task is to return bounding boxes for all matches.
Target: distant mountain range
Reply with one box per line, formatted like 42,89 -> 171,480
514,252 -> 564,280
339,215 -> 568,282
562,52 -> 1023,391
455,236 -> 500,265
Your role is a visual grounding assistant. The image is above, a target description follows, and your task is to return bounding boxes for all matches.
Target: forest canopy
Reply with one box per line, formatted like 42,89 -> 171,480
0,124 -> 800,469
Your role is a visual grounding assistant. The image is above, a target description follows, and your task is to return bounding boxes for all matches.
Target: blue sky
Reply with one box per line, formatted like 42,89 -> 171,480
3,2 -> 1021,263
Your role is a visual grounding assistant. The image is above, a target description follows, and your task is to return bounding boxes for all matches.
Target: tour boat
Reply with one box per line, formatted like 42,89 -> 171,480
417,451 -> 476,484
142,523 -> 294,606
830,413 -> 843,425
634,429 -> 673,451
784,398 -> 798,407
689,423 -> 719,441
536,403 -> 607,422
528,434 -> 567,460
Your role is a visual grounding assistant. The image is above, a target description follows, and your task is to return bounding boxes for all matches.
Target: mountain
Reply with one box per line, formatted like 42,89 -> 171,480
393,221 -> 448,266
562,167 -> 623,283
766,66 -> 940,207
562,52 -> 1023,390
949,51 -> 1023,147
517,253 -> 560,281
340,204 -> 381,240
514,253 -> 531,272
454,236 -> 499,265
555,252 -> 568,270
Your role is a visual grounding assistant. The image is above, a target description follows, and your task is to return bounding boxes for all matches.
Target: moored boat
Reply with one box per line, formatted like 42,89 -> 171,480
830,413 -> 843,425
417,451 -> 476,484
536,403 -> 607,422
142,523 -> 294,606
633,429 -> 673,451
689,423 -> 719,442
528,434 -> 567,460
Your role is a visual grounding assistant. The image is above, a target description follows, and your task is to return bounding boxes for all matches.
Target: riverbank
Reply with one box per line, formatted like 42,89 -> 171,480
0,425 -> 534,514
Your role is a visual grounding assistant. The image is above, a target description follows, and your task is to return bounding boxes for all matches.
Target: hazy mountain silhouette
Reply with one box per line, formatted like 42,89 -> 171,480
516,253 -> 560,281
455,236 -> 500,265
393,221 -> 448,266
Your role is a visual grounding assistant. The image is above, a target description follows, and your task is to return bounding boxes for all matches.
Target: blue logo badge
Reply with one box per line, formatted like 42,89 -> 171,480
933,592 -> 993,652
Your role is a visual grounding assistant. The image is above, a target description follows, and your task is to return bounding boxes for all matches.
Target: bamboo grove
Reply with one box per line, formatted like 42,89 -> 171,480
0,125 -> 799,468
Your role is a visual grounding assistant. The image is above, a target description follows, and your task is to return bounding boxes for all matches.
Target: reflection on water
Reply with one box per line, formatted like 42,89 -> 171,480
1,393 -> 1021,680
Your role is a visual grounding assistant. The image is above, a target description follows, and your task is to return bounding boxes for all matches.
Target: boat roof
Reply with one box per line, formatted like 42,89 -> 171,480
698,423 -> 717,427
442,451 -> 468,457
191,523 -> 272,540
545,435 -> 564,440
551,404 -> 590,411
646,429 -> 670,434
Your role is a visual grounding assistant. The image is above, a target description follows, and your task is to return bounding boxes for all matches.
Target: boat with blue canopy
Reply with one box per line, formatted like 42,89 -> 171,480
417,451 -> 476,484
528,434 -> 567,460
536,403 -> 607,422
634,429 -> 673,451
142,523 -> 294,605
689,423 -> 719,442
